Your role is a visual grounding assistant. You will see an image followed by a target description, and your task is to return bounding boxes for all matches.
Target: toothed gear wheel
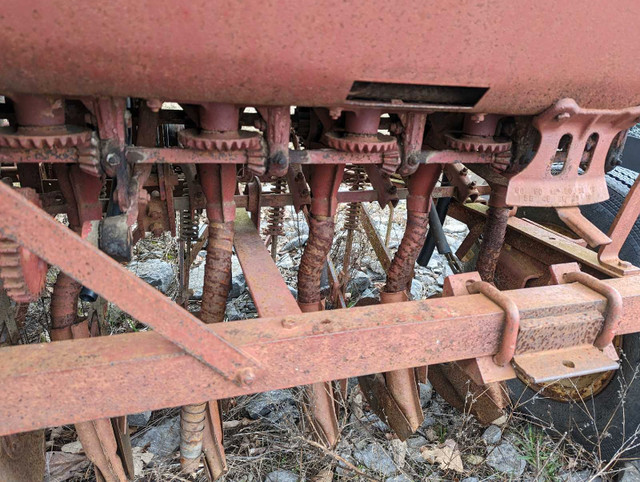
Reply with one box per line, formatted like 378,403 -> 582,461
178,128 -> 261,151
444,132 -> 512,153
324,131 -> 397,153
0,189 -> 48,303
0,125 -> 92,149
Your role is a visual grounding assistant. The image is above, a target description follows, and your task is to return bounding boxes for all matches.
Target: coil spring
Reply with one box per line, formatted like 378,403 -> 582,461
265,178 -> 286,237
180,210 -> 198,242
344,166 -> 364,231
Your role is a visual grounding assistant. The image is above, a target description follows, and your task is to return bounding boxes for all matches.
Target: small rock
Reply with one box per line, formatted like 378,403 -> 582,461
128,411 -> 152,427
132,416 -> 180,457
422,415 -> 437,428
620,461 -> 640,481
461,478 -> 479,482
277,254 -> 296,269
492,414 -> 508,426
481,425 -> 502,445
443,218 -> 468,234
485,441 -> 526,477
386,475 -> 413,482
465,454 -> 484,466
288,286 -> 298,299
425,427 -> 438,442
265,469 -> 300,482
353,443 -> 398,477
128,259 -> 175,294
389,439 -> 407,468
61,441 -> 83,454
228,273 -> 246,299
410,279 -> 423,300
282,235 -> 308,252
225,303 -> 245,321
348,271 -> 373,296
406,435 -> 428,449
244,390 -> 298,424
419,382 -> 433,407
189,264 -> 205,299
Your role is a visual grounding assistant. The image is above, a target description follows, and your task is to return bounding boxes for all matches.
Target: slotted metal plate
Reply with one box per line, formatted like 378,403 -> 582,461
513,344 -> 619,384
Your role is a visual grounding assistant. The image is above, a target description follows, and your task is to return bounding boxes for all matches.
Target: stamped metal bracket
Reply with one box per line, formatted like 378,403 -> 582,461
506,98 -> 640,207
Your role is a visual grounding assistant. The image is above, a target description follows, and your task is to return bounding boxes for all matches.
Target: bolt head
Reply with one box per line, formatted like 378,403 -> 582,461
556,112 -> 571,121
236,368 -> 256,386
105,152 -> 120,166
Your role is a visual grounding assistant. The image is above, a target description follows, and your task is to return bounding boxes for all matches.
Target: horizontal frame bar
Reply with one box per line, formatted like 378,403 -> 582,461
1,275 -> 639,435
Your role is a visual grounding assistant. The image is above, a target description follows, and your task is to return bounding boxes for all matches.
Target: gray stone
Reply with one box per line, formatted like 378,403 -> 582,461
443,218 -> 468,234
410,279 -> 423,300
188,263 -> 205,299
245,390 -> 298,424
421,415 -> 436,427
461,478 -> 479,482
481,425 -> 502,445
282,235 -> 308,252
348,271 -> 373,296
485,441 -> 526,477
132,416 -> 180,457
288,286 -> 298,299
559,470 -> 600,482
353,443 -> 398,477
419,382 -> 432,407
620,461 -> 640,481
225,302 -> 244,321
277,253 -> 296,269
264,469 -> 300,482
127,411 -> 151,427
386,475 -> 413,482
128,259 -> 175,294
229,274 -> 245,299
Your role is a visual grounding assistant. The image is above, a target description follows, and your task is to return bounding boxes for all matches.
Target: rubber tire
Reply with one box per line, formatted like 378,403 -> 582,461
506,166 -> 640,462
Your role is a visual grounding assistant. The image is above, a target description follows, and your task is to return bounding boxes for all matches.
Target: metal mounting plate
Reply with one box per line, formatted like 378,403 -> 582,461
513,344 -> 619,384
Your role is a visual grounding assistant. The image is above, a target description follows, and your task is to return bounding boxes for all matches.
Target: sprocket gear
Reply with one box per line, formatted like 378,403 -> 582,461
0,125 -> 92,149
0,188 -> 48,303
324,131 -> 397,153
444,132 -> 512,153
178,129 -> 261,151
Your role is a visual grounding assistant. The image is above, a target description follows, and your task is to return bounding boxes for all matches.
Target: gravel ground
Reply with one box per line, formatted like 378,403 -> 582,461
16,195 -> 640,481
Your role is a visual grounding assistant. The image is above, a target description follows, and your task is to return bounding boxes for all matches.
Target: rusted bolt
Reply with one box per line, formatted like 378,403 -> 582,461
295,172 -> 304,182
301,188 -> 310,196
407,155 -> 418,166
387,185 -> 397,194
105,152 -> 120,166
460,167 -> 468,175
470,113 -> 486,123
556,112 -> 571,121
281,319 -> 296,329
236,368 -> 256,387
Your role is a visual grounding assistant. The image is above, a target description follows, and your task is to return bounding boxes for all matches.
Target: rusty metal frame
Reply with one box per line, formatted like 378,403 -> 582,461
2,274 -> 640,436
0,181 -> 257,381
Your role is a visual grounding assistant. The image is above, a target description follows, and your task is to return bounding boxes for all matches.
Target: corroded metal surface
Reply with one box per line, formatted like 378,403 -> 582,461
3,275 -> 640,435
3,3 -> 640,114
0,180 -> 258,380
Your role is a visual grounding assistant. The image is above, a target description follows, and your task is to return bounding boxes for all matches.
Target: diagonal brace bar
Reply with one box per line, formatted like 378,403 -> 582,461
0,181 -> 258,381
